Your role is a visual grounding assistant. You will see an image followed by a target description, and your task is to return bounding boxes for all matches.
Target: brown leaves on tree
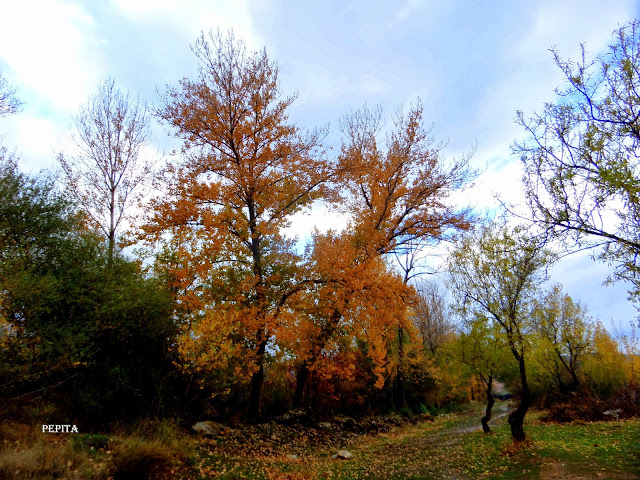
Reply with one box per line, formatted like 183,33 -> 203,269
140,29 -> 475,419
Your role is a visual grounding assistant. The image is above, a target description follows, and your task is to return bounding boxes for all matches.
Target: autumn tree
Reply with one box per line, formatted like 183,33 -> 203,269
289,230 -> 412,411
582,322 -> 628,395
531,284 -> 593,393
448,222 -> 554,442
148,30 -> 331,422
60,77 -> 152,260
338,103 -> 474,407
513,20 -> 640,309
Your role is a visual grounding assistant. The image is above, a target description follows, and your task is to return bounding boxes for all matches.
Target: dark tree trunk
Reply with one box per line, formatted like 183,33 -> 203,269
293,311 -> 341,410
248,339 -> 267,423
569,370 -> 579,391
481,375 -> 494,434
247,198 -> 266,424
396,327 -> 408,409
388,382 -> 396,411
508,356 -> 531,442
293,360 -> 308,409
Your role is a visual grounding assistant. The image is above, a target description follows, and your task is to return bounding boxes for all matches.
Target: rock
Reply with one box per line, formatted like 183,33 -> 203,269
273,409 -> 312,426
334,449 -> 353,460
604,409 -> 622,420
333,415 -> 357,430
286,454 -> 298,460
192,421 -> 227,437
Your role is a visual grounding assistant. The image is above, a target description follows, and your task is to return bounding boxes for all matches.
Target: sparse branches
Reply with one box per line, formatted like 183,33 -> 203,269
514,20 -> 640,308
60,77 -> 152,260
411,280 -> 454,356
0,72 -> 23,117
338,101 -> 476,259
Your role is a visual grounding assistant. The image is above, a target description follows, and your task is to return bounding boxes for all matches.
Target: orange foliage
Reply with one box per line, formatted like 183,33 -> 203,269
142,30 -> 331,419
338,102 -> 473,258
139,31 -> 474,417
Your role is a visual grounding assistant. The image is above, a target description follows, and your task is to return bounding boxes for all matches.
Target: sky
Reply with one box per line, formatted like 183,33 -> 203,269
0,0 -> 638,335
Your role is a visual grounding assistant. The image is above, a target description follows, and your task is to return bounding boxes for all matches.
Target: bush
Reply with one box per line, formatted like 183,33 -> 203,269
543,383 -> 640,423
0,160 -> 180,426
412,403 -> 428,414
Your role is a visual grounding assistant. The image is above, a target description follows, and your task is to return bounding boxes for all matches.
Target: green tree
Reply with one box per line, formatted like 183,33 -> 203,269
0,158 -> 176,424
531,284 -> 593,393
458,315 -> 513,433
448,222 -> 554,442
513,20 -> 640,307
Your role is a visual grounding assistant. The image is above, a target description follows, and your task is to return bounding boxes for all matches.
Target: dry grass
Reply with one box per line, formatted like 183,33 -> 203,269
0,419 -> 194,480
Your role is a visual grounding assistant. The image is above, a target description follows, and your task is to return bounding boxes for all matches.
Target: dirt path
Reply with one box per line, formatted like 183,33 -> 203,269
194,404 -> 640,479
455,400 -> 510,435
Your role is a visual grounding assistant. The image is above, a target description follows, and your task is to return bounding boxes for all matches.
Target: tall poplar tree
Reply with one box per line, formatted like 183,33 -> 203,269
151,30 -> 331,422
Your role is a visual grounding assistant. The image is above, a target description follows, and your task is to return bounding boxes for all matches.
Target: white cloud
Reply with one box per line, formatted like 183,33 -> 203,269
282,202 -> 350,242
6,115 -> 62,168
0,0 -> 104,114
291,62 -> 391,106
395,0 -> 423,21
109,0 -> 263,50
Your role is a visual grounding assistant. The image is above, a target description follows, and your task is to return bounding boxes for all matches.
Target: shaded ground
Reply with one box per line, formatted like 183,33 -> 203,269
193,402 -> 640,479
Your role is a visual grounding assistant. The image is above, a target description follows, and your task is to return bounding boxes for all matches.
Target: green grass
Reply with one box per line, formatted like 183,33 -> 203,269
193,404 -> 640,479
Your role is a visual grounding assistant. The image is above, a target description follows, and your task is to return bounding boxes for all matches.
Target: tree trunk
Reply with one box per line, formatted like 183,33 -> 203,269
396,326 -> 408,409
108,186 -> 116,262
249,339 -> 267,423
508,356 -> 531,442
293,360 -> 308,409
247,198 -> 266,424
293,311 -> 341,410
569,370 -> 579,391
388,382 -> 396,411
481,375 -> 494,434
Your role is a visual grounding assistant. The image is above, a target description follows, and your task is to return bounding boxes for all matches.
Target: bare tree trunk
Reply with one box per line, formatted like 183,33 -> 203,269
481,375 -> 494,433
249,339 -> 267,423
108,187 -> 116,262
247,199 -> 266,424
508,356 -> 531,442
396,326 -> 408,409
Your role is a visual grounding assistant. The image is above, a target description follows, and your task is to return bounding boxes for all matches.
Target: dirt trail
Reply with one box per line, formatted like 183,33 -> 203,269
455,400 -> 511,435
